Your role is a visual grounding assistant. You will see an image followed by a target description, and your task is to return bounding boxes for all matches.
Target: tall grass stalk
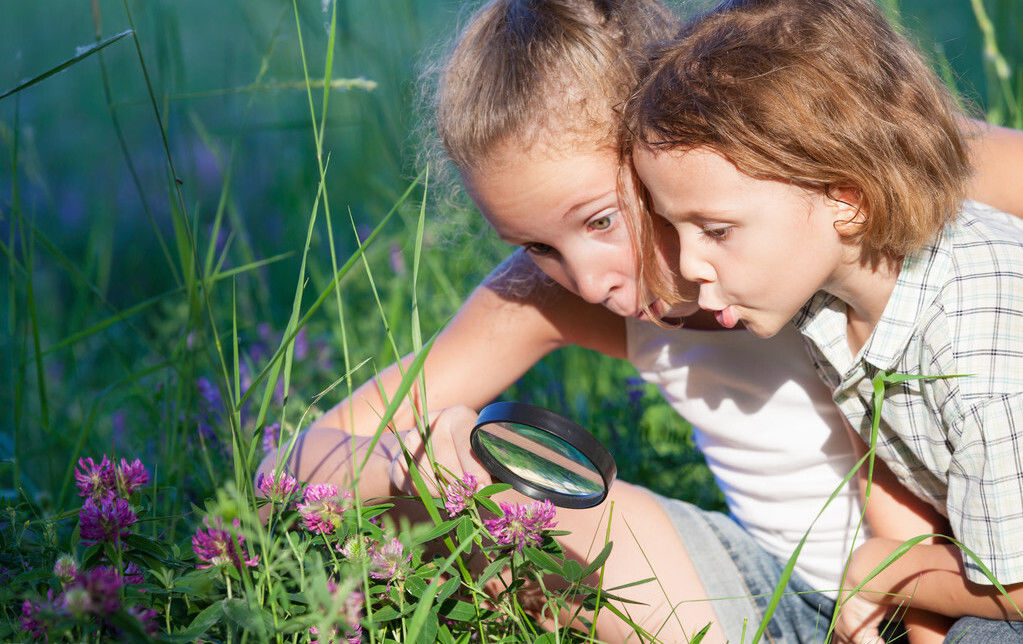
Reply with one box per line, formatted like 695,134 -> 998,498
970,0 -> 1021,127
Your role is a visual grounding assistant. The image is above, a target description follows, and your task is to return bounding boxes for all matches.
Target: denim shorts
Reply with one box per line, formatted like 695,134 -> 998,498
946,616 -> 1023,642
653,492 -> 837,643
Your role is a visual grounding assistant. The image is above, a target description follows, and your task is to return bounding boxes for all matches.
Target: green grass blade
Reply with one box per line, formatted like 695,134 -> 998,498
0,30 -> 133,100
751,449 -> 872,644
238,171 -> 422,410
90,3 -> 180,285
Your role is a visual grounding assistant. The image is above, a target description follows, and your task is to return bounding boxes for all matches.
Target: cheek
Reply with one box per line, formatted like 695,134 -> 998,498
527,256 -> 583,297
526,255 -> 566,283
592,228 -> 640,276
653,222 -> 680,270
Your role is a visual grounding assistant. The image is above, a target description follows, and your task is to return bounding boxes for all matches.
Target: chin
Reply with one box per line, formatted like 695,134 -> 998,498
743,319 -> 782,338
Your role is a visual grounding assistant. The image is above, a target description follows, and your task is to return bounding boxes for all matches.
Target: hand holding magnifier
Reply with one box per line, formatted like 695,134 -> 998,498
470,401 -> 616,508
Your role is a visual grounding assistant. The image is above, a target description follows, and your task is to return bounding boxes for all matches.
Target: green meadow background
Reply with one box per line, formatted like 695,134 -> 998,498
1,0 -> 1020,564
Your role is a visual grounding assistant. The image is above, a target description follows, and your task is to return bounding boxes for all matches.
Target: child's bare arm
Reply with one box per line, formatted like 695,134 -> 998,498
257,251 -> 623,493
853,461 -> 952,643
309,251 -> 622,438
845,436 -> 1023,637
966,120 -> 1023,218
837,423 -> 953,644
847,538 -> 1023,620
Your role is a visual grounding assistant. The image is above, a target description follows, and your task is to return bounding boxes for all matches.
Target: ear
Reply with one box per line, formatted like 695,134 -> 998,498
826,185 -> 866,237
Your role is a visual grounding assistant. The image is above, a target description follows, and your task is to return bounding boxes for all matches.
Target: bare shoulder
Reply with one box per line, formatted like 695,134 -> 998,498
966,119 -> 1023,218
474,251 -> 627,359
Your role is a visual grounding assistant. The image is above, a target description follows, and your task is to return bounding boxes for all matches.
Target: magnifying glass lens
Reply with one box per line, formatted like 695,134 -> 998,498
474,421 -> 605,498
470,401 -> 616,508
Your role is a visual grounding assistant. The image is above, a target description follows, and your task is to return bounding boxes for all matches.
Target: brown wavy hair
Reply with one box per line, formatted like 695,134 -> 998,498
622,0 -> 972,302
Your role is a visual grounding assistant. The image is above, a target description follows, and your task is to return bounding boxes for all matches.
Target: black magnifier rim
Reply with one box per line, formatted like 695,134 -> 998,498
470,401 -> 616,509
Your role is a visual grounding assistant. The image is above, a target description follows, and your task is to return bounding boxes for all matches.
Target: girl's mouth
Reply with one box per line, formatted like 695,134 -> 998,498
638,299 -> 699,323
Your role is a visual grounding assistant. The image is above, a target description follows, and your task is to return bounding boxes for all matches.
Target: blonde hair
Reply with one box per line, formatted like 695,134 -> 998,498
429,0 -> 677,172
419,0 -> 681,303
623,0 -> 972,299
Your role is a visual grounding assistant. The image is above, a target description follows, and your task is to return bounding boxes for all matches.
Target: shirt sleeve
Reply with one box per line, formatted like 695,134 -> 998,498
947,391 -> 1023,585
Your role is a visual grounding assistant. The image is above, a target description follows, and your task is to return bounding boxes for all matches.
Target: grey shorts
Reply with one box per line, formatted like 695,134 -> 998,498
653,492 -> 837,643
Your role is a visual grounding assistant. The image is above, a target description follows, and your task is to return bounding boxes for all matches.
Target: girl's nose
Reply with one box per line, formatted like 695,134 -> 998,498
573,269 -> 612,305
677,240 -> 713,285
568,257 -> 616,305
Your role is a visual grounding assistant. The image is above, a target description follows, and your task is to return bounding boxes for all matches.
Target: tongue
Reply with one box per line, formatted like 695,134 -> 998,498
714,307 -> 737,329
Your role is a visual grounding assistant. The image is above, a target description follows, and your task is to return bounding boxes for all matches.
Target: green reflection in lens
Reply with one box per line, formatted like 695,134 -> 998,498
476,422 -> 603,497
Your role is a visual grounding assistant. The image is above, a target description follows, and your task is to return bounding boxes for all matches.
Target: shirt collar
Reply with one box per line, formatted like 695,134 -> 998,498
795,224 -> 952,374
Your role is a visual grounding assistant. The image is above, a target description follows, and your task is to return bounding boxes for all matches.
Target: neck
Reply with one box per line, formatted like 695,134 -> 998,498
825,252 -> 902,356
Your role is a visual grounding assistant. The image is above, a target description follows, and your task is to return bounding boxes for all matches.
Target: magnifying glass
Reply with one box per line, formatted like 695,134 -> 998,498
470,401 -> 617,508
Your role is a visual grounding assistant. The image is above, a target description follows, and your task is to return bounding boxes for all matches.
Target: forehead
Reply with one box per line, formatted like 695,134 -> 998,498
462,142 -> 621,228
633,146 -> 732,186
634,146 -> 762,213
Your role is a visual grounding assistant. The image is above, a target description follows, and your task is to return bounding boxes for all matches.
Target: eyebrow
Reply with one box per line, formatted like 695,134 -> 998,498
560,188 -> 617,222
655,204 -> 730,224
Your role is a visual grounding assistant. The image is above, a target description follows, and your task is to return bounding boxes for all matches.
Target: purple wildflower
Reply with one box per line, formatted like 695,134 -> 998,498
261,422 -> 282,455
192,517 -> 259,571
297,483 -> 352,534
239,361 -> 255,398
310,580 -> 363,644
310,624 -> 362,644
75,455 -> 148,499
368,537 -> 413,581
195,377 -> 223,443
79,494 -> 137,545
315,337 -> 335,373
128,605 -> 160,636
389,242 -> 407,276
274,376 -> 287,406
484,500 -> 558,553
256,470 -> 300,502
294,327 -> 309,361
65,565 -> 123,615
443,473 -> 480,517
196,376 -> 221,407
20,591 -> 66,639
53,555 -> 78,586
257,322 -> 274,345
123,562 -> 144,585
114,458 -> 149,496
74,456 -> 116,499
111,411 -> 128,448
343,591 -> 364,642
625,376 -> 646,406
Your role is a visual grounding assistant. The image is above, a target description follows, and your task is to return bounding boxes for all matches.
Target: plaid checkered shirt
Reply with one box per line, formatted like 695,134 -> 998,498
795,200 -> 1023,585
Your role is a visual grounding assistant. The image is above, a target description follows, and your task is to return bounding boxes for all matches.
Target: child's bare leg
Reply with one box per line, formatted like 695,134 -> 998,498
902,610 -> 952,644
535,480 -> 725,643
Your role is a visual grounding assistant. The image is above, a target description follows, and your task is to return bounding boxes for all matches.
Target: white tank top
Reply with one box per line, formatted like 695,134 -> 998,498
627,319 -> 867,596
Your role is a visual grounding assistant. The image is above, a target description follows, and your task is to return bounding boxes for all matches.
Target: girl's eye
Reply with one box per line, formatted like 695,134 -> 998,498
523,242 -> 555,256
701,225 -> 731,240
588,212 -> 615,231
